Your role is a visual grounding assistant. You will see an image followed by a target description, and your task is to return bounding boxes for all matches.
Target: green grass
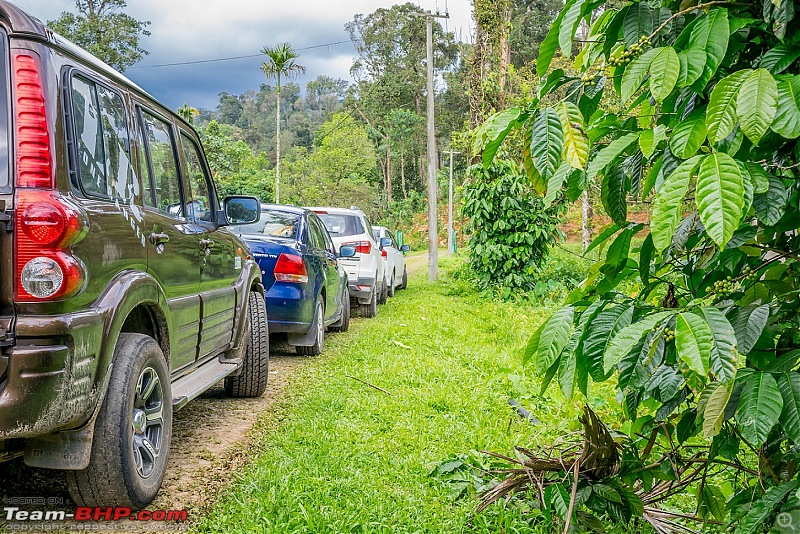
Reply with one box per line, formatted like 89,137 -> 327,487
195,255 -> 622,533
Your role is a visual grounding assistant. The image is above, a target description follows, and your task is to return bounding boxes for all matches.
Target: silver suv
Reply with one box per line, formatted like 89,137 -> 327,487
308,207 -> 386,317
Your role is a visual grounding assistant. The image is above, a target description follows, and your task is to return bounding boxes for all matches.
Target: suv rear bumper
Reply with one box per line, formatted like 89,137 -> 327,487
348,276 -> 376,300
0,310 -> 105,439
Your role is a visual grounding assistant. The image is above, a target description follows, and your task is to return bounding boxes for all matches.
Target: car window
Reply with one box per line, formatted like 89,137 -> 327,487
0,34 -> 9,188
71,75 -> 134,200
318,213 -> 364,237
231,210 -> 299,238
309,217 -> 329,250
309,213 -> 336,252
180,133 -> 214,223
139,109 -> 182,217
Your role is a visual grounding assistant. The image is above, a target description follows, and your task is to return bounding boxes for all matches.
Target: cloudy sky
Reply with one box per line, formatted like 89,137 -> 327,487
15,0 -> 473,111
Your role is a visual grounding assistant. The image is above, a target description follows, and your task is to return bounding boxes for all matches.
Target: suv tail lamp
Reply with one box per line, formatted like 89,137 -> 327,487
274,253 -> 308,284
12,51 -> 87,302
344,240 -> 372,255
13,51 -> 52,188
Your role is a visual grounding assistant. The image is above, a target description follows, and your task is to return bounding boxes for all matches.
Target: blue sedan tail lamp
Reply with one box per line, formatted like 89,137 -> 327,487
274,252 -> 309,284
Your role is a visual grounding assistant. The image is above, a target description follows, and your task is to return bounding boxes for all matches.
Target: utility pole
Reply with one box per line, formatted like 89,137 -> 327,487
413,9 -> 448,281
446,149 -> 460,255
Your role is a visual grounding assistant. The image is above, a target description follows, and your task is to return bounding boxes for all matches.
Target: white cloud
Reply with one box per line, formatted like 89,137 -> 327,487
12,0 -> 473,109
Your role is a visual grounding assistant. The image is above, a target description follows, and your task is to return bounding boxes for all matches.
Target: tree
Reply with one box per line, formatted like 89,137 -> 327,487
48,0 -> 150,71
177,103 -> 199,126
260,43 -> 306,204
476,0 -> 800,531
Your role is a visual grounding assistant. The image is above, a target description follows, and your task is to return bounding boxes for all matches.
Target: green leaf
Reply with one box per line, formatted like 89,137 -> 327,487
675,312 -> 712,376
582,304 -> 633,381
639,234 -> 654,286
706,70 -> 749,145
556,101 -> 589,169
623,1 -> 653,47
737,481 -> 799,534
621,48 -> 660,103
737,68 -> 779,145
531,108 -> 565,180
702,382 -> 732,438
475,107 -> 523,166
651,155 -> 703,251
536,306 -> 575,374
544,163 -> 573,208
760,43 -> 800,74
695,153 -> 744,248
753,173 -> 788,226
601,165 -> 628,226
587,132 -> 640,181
700,307 -> 738,384
735,372 -> 783,446
585,223 -> 620,255
772,75 -> 800,139
558,346 -> 577,399
687,9 -> 729,89
677,49 -> 706,88
778,372 -> 800,445
648,46 -> 680,102
733,304 -> 770,355
744,162 -> 770,193
669,111 -> 707,159
537,4 -> 569,77
604,311 -> 674,373
602,225 -> 634,279
523,321 -> 546,365
697,483 -> 727,522
559,0 -> 588,57
638,124 -> 665,159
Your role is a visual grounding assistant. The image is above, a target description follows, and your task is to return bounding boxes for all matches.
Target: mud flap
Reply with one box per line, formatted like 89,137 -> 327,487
287,305 -> 320,347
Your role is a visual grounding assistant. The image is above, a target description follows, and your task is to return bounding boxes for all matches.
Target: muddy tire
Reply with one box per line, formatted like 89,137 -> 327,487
225,291 -> 269,398
356,288 -> 377,318
329,291 -> 350,333
378,280 -> 388,305
66,333 -> 172,509
388,273 -> 396,298
297,298 -> 325,356
400,267 -> 408,290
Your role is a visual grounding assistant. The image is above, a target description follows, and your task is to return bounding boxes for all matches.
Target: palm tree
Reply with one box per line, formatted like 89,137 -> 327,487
261,43 -> 305,203
177,103 -> 199,125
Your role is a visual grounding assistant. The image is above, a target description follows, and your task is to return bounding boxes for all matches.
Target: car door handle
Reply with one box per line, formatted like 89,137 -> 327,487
149,232 -> 170,245
199,238 -> 214,249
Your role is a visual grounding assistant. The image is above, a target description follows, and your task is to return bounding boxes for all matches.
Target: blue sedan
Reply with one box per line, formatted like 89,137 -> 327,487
230,205 -> 354,355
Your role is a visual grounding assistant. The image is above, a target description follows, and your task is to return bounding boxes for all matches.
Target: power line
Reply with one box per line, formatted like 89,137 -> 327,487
128,40 -> 352,69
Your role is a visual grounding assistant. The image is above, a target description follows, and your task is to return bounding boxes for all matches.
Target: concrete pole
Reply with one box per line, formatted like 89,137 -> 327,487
426,14 -> 438,282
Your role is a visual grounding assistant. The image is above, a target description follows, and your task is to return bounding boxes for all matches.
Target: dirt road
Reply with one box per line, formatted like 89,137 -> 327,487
0,251 -> 431,528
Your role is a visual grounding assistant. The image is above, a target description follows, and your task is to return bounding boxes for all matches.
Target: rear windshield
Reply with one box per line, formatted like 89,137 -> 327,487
231,210 -> 300,238
319,214 -> 364,237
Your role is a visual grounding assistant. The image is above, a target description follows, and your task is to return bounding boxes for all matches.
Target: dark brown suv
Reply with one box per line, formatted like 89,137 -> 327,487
0,1 -> 270,508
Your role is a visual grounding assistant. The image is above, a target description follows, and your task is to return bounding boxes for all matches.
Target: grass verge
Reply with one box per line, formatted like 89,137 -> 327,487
194,255 -> 620,533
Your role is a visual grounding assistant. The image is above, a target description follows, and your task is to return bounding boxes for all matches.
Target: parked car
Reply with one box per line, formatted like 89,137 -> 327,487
373,226 -> 410,296
0,3 -> 269,510
230,205 -> 353,355
309,206 -> 386,317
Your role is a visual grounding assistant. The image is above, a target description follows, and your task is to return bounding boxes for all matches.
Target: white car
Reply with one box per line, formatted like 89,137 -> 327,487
309,206 -> 386,318
373,225 -> 410,297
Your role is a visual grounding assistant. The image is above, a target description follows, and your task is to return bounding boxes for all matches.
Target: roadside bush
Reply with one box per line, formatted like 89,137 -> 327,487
462,160 -> 565,298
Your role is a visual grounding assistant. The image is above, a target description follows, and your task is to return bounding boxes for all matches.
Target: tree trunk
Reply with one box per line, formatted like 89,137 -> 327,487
386,141 -> 393,203
400,141 -> 407,199
275,86 -> 281,203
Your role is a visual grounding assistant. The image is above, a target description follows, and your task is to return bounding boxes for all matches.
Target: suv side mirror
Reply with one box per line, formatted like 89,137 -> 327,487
380,237 -> 392,249
339,245 -> 357,258
400,244 -> 410,253
223,196 -> 260,225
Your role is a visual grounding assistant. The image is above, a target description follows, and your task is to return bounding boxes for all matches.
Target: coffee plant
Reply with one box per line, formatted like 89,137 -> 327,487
475,0 -> 800,531
462,159 -> 565,298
